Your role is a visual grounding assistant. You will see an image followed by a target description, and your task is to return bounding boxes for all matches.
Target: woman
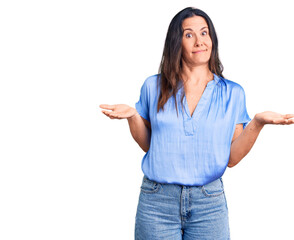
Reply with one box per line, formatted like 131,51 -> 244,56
100,7 -> 294,240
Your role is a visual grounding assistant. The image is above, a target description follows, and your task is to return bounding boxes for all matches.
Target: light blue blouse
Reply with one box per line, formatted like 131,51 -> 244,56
135,73 -> 251,186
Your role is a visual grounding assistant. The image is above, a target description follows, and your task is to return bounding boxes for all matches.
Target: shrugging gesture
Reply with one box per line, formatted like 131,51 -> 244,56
228,112 -> 294,168
99,104 -> 151,152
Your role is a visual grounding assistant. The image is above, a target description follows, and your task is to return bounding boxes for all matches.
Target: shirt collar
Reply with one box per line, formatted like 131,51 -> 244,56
177,73 -> 220,92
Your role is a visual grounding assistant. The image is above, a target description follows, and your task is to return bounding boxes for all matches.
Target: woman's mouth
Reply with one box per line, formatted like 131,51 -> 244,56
193,50 -> 206,54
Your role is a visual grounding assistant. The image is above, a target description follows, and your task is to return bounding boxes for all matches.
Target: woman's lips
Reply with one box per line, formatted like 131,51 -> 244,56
193,50 -> 205,53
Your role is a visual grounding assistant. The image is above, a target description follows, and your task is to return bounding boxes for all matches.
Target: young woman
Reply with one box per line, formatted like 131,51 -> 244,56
100,7 -> 294,240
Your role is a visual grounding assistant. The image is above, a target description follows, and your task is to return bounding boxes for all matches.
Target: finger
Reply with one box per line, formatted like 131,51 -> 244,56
102,111 -> 120,119
111,113 -> 120,118
102,110 -> 118,117
102,111 -> 115,118
102,111 -> 110,117
282,119 -> 290,124
282,118 -> 294,124
286,119 -> 294,124
102,110 -> 111,116
273,118 -> 289,124
284,114 -> 294,119
99,104 -> 116,110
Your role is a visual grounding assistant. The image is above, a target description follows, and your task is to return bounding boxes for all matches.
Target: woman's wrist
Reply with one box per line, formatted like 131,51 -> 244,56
127,111 -> 139,120
252,114 -> 266,128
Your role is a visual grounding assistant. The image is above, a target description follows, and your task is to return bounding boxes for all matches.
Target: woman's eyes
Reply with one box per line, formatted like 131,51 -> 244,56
185,31 -> 208,38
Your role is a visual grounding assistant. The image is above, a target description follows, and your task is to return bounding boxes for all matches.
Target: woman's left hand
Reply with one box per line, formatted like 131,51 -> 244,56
254,111 -> 294,126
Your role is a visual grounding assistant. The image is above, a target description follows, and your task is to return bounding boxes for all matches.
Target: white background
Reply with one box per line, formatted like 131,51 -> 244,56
0,0 -> 294,239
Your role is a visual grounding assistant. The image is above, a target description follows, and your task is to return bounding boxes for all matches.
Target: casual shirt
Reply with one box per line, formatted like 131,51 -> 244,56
135,73 -> 251,186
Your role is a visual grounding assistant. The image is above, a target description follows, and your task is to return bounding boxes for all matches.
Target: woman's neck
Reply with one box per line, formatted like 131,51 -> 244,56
180,62 -> 213,86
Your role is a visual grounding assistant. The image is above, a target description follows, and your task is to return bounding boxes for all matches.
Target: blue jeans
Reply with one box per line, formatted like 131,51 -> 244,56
135,175 -> 230,239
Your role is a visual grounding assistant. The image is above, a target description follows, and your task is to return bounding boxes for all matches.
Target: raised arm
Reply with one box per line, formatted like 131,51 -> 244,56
100,104 -> 151,152
127,112 -> 151,152
228,111 -> 294,168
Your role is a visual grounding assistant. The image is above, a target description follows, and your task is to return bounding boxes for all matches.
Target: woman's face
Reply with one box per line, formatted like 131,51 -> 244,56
181,15 -> 212,67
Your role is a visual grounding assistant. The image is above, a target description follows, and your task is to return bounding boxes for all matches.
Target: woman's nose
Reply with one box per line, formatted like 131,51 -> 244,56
194,36 -> 203,46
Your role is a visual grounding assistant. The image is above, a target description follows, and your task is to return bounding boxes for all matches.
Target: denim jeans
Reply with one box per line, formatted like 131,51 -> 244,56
135,175 -> 230,240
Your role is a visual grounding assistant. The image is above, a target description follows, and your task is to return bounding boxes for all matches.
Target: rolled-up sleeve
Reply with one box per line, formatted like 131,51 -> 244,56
135,79 -> 150,122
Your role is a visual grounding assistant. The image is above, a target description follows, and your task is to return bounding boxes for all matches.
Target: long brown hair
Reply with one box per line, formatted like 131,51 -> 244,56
157,7 -> 225,117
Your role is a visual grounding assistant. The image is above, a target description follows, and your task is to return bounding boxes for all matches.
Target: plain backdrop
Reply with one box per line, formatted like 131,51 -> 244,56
0,0 -> 294,239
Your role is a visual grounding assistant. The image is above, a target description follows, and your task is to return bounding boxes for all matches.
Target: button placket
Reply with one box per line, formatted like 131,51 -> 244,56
181,74 -> 219,136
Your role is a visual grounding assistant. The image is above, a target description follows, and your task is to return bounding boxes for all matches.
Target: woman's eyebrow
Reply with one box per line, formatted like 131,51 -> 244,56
200,26 -> 208,30
183,26 -> 208,32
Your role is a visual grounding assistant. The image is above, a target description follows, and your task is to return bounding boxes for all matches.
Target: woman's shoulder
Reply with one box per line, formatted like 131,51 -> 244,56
144,74 -> 160,84
140,74 -> 161,91
219,76 -> 246,93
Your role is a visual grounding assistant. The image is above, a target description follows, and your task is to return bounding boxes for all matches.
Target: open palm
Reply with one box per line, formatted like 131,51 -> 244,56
99,104 -> 137,120
255,111 -> 294,125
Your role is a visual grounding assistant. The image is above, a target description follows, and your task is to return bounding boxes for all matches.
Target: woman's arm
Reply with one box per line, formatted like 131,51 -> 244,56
127,113 -> 151,152
100,104 -> 151,152
228,118 -> 264,168
228,112 -> 294,168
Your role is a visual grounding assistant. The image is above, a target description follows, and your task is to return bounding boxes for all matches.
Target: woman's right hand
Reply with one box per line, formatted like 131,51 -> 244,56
99,104 -> 138,120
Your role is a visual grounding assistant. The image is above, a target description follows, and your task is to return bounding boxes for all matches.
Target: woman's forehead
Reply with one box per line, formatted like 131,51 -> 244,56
182,16 -> 208,30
